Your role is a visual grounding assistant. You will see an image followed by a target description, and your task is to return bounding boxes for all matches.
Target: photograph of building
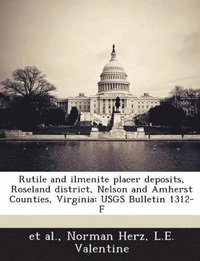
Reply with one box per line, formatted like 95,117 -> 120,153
0,0 -> 200,171
57,45 -> 160,126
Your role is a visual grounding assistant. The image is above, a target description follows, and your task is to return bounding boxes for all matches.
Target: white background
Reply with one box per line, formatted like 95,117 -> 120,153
0,172 -> 199,215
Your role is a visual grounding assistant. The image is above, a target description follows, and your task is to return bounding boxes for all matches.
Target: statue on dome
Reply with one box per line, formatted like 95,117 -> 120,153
112,44 -> 115,53
115,97 -> 120,113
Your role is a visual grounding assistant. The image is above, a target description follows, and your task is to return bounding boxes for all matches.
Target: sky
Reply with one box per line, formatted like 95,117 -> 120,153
0,0 -> 200,98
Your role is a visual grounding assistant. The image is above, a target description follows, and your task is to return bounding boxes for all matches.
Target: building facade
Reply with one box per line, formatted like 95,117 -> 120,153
57,45 -> 161,125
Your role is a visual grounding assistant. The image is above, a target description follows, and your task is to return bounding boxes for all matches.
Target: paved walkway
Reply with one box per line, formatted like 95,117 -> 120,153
0,134 -> 200,141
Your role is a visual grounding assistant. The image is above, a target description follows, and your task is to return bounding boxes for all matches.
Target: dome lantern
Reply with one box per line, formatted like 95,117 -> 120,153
110,44 -> 117,61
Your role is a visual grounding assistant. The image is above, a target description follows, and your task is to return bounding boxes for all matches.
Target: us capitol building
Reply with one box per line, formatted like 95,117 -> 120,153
57,45 -> 160,125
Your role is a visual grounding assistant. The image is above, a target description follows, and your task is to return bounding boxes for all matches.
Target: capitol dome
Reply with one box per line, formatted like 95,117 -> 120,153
98,45 -> 130,95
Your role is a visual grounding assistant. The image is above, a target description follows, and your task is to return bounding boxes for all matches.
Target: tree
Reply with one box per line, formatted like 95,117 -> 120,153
44,108 -> 65,125
67,107 -> 79,125
1,66 -> 56,100
170,86 -> 185,98
1,66 -> 56,129
148,104 -> 185,126
170,86 -> 200,118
